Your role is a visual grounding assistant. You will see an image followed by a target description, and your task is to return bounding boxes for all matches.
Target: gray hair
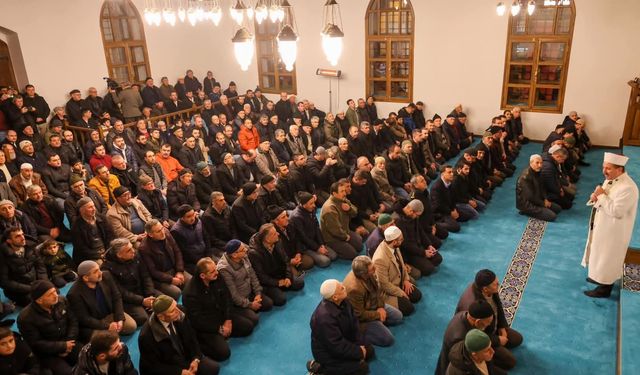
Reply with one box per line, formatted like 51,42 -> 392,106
111,154 -> 124,162
144,219 -> 161,233
311,116 -> 320,123
210,191 -> 224,204
26,184 -> 42,195
410,174 -> 424,186
352,255 -> 372,279
110,238 -> 131,254
552,148 -> 568,157
274,129 -> 285,136
338,137 -> 348,145
529,154 -> 542,162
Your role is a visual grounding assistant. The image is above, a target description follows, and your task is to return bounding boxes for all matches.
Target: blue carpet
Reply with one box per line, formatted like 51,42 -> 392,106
218,143 -> 536,375
1,144 -> 623,374
622,145 -> 640,248
622,263 -> 640,375
510,147 -> 618,375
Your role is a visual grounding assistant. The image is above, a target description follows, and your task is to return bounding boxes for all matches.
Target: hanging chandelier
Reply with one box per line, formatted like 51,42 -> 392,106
143,0 -> 288,27
496,0 -> 570,16
144,0 -> 223,26
232,27 -> 255,71
276,0 -> 298,72
321,0 -> 344,67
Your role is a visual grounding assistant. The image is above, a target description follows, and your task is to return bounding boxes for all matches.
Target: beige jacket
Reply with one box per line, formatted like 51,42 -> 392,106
371,240 -> 411,308
106,198 -> 152,244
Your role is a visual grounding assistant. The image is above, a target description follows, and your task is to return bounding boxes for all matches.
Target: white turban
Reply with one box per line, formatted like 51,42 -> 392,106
603,152 -> 629,167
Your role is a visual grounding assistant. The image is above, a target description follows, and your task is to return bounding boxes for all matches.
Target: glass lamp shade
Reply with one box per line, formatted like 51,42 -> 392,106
143,9 -> 153,25
162,8 -> 177,26
211,8 -> 223,25
268,5 -> 280,23
187,8 -> 198,26
232,28 -> 255,71
277,25 -> 298,72
178,7 -> 186,22
496,2 -> 506,16
511,0 -> 521,16
152,9 -> 162,26
230,8 -> 244,25
527,0 -> 536,15
321,24 -> 344,66
255,5 -> 268,24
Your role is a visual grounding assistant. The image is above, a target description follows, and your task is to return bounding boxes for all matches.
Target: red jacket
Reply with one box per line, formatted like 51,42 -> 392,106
238,125 -> 260,152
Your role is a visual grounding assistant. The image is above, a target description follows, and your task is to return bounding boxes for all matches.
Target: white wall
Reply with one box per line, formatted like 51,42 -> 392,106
1,0 -> 638,146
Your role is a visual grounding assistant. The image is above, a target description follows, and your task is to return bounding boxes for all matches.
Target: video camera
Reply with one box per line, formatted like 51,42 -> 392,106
103,77 -> 122,92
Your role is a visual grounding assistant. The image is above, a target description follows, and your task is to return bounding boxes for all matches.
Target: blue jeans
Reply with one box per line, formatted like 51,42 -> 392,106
394,187 -> 410,200
456,203 -> 479,221
304,246 -> 338,268
363,304 -> 403,347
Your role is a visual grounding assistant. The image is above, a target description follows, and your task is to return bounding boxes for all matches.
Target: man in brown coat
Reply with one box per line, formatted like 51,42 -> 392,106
371,226 -> 421,316
343,255 -> 402,347
9,163 -> 48,205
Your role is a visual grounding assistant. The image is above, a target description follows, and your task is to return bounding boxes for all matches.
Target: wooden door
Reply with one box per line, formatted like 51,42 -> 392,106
622,81 -> 640,146
0,39 -> 17,89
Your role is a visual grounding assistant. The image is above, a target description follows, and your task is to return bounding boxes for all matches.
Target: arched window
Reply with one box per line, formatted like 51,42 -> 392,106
255,15 -> 297,94
100,0 -> 151,84
501,2 -> 575,113
365,0 -> 414,103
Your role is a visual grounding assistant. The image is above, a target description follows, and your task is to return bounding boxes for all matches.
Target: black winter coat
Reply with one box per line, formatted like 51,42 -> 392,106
182,276 -> 232,334
138,314 -> 203,375
64,188 -> 108,225
385,156 -> 409,188
430,178 -> 455,219
230,197 -> 264,243
310,299 -> 364,375
288,205 -> 325,252
40,164 -> 71,199
72,341 -> 137,375
71,214 -> 115,265
0,243 -> 47,295
137,188 -> 169,222
248,235 -> 292,287
102,251 -> 157,306
67,272 -> 125,335
516,167 -> 547,213
393,212 -> 431,257
166,181 -> 200,220
17,297 -> 79,356
0,332 -> 40,375
201,206 -> 234,250
435,311 -> 474,375
214,164 -> 245,204
541,154 -> 564,200
192,171 -> 220,207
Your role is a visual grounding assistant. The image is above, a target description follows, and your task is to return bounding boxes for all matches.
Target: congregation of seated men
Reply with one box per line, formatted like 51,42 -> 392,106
0,71 -> 592,374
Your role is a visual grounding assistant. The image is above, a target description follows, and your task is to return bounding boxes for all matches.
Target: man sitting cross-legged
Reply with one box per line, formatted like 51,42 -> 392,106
182,257 -> 254,363
344,255 -> 403,347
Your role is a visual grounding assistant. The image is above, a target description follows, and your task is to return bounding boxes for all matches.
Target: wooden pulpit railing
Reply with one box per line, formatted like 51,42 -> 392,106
63,95 -> 244,146
622,80 -> 640,146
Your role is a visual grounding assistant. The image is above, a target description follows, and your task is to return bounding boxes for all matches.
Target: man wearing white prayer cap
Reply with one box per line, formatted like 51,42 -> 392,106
371,225 -> 422,316
309,278 -> 375,374
582,152 -> 638,297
